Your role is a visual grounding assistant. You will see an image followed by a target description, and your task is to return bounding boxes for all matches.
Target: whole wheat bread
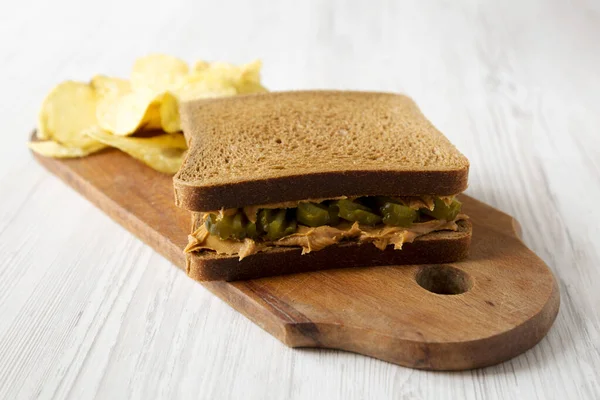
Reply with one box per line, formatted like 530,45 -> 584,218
174,91 -> 469,212
187,220 -> 471,281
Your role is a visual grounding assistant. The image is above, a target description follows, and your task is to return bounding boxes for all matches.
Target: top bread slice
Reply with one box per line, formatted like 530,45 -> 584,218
174,91 -> 469,212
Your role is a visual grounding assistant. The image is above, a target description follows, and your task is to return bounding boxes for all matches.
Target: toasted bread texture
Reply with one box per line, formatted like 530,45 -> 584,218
186,220 -> 472,281
174,91 -> 469,212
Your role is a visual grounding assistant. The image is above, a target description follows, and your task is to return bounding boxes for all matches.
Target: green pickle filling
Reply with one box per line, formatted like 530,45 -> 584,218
205,196 -> 462,241
381,202 -> 418,227
296,202 -> 331,227
334,199 -> 382,225
420,197 -> 462,221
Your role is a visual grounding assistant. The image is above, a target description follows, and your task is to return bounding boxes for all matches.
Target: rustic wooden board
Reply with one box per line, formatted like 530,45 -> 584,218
32,146 -> 559,370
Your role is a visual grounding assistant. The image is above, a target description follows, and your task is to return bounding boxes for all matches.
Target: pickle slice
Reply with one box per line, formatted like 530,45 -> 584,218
296,202 -> 330,227
265,209 -> 288,240
381,202 -> 417,227
256,208 -> 298,240
335,199 -> 382,225
328,203 -> 340,225
204,211 -> 252,240
421,198 -> 462,221
205,213 -> 237,240
205,214 -> 218,234
246,221 -> 258,239
232,212 -> 246,239
257,209 -> 274,234
283,214 -> 297,237
351,209 -> 383,225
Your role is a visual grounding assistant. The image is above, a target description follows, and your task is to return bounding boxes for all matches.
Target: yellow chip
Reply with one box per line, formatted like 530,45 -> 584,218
185,62 -> 235,85
85,127 -> 187,174
96,86 -> 182,135
236,81 -> 268,94
174,80 -> 237,102
96,89 -> 164,136
131,54 -> 189,93
192,60 -> 210,72
159,92 -> 181,133
237,60 -> 263,82
234,60 -> 267,93
28,140 -> 106,158
91,75 -> 131,97
37,81 -> 101,148
186,59 -> 266,95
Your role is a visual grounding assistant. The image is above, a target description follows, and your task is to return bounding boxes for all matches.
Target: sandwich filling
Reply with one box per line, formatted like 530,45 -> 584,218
185,196 -> 467,260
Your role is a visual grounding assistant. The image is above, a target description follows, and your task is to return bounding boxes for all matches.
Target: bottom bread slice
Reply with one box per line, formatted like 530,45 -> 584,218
186,219 -> 472,281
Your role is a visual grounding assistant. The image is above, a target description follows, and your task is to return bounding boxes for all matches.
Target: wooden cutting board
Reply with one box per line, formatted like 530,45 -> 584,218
32,145 -> 559,371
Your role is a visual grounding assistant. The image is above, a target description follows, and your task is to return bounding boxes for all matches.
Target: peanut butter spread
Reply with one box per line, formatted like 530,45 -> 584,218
185,213 -> 467,260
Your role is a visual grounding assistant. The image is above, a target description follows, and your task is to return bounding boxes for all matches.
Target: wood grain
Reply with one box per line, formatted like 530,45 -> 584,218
2,0 -> 600,398
32,145 -> 559,370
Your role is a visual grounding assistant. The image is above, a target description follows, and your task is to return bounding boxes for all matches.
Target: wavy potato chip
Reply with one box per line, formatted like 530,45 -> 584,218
233,60 -> 267,93
91,75 -> 131,97
85,127 -> 187,174
159,92 -> 181,133
187,60 -> 265,93
28,140 -> 106,158
174,80 -> 237,102
236,80 -> 268,94
96,89 -> 165,136
192,60 -> 210,72
131,54 -> 189,93
37,81 -> 102,148
94,73 -> 181,135
235,59 -> 263,83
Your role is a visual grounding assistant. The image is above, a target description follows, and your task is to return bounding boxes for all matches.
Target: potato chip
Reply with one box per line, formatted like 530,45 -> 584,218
186,59 -> 266,95
236,59 -> 263,83
192,60 -> 210,72
174,80 -> 237,102
159,92 -> 181,133
28,140 -> 106,158
131,54 -> 189,93
37,81 -> 102,148
85,127 -> 187,174
233,60 -> 267,93
185,62 -> 235,85
96,89 -> 164,136
236,81 -> 268,94
91,75 -> 131,97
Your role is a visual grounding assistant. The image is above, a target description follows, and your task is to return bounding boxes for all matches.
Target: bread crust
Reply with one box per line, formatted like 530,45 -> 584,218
186,220 -> 471,281
175,167 -> 468,211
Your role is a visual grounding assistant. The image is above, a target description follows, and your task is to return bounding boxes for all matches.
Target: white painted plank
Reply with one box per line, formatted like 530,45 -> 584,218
0,0 -> 599,399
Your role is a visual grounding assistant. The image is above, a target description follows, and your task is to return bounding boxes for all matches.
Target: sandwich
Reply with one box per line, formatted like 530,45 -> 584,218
174,91 -> 471,281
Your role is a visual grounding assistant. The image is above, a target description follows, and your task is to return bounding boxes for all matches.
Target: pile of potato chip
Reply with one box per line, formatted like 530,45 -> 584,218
30,54 -> 267,173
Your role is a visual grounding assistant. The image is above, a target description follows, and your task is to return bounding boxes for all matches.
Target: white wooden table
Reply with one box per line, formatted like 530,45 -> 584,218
1,1 -> 599,399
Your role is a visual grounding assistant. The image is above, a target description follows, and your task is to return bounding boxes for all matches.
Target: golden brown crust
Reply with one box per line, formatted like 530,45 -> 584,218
186,220 -> 471,281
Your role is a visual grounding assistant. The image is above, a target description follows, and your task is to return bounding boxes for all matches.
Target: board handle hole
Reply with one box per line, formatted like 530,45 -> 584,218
415,265 -> 472,295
